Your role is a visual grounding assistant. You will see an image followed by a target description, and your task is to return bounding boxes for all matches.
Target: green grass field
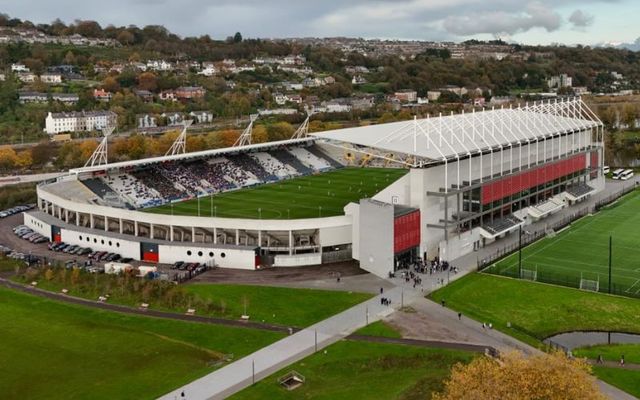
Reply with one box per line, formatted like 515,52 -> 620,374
591,367 -> 640,398
486,189 -> 640,296
230,340 -> 475,400
0,286 -> 282,400
184,284 -> 372,327
574,343 -> 640,365
146,167 -> 407,219
430,273 -> 640,346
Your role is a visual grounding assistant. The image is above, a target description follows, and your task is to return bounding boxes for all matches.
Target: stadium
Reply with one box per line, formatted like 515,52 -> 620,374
24,98 -> 605,277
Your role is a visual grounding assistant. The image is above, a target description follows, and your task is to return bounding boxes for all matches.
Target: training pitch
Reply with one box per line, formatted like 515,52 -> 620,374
146,167 -> 407,219
486,189 -> 640,296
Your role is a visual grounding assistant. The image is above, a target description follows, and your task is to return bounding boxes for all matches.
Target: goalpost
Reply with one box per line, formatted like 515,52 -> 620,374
520,265 -> 538,281
579,272 -> 600,292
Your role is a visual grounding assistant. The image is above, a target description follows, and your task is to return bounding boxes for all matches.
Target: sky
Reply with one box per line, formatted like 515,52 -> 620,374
1,0 -> 639,46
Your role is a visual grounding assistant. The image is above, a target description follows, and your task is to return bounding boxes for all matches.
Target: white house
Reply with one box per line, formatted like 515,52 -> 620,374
11,63 -> 29,72
190,111 -> 214,124
45,111 -> 117,135
40,73 -> 63,84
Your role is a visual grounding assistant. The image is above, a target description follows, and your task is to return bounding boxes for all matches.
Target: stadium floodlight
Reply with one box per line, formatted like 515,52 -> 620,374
291,110 -> 314,140
234,114 -> 259,147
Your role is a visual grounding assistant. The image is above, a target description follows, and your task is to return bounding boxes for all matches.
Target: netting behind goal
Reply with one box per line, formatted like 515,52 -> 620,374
520,268 -> 538,281
579,279 -> 600,292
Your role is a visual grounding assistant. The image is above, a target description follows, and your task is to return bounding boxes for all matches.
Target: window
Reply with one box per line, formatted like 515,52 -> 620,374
187,250 -> 192,256
87,237 -> 90,242
108,241 -> 112,246
221,252 -> 226,258
101,239 -> 104,245
94,238 -> 97,243
198,251 -> 203,257
209,252 -> 214,257
79,235 -> 82,240
116,243 -> 120,248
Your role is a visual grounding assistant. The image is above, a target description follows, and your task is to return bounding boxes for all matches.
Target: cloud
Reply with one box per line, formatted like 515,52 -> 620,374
568,9 -> 594,28
442,1 -> 562,36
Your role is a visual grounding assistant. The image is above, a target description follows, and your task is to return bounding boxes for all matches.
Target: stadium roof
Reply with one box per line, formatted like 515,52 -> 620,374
69,137 -> 313,175
312,98 -> 602,163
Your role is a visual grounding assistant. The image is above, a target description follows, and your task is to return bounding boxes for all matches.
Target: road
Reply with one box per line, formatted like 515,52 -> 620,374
0,171 -> 65,187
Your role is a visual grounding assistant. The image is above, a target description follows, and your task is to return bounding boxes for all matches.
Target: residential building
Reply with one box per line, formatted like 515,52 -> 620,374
146,60 -> 173,71
258,108 -> 298,116
175,86 -> 205,100
199,64 -> 218,76
93,88 -> 113,102
394,90 -> 418,103
351,96 -> 375,111
190,111 -> 214,124
273,92 -> 287,105
11,63 -> 29,72
547,74 -> 572,89
134,89 -> 154,102
285,94 -> 303,104
39,73 -> 63,84
427,91 -> 442,101
17,72 -> 36,83
0,73 -> 5,81
159,90 -> 177,102
137,114 -> 157,129
352,75 -> 367,85
323,99 -> 352,113
162,112 -> 184,126
19,91 -> 79,104
44,111 -> 117,135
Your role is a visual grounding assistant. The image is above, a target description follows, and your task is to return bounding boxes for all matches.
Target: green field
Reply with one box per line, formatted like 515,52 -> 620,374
575,343 -> 640,365
0,286 -> 282,400
592,367 -> 640,398
231,340 -> 475,400
486,189 -> 640,296
184,284 -> 372,327
430,273 -> 640,346
146,167 -> 407,219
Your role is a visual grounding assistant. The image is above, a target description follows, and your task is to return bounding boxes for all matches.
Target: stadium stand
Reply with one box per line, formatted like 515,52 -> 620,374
566,184 -> 594,199
305,146 -> 343,169
251,152 -> 299,178
233,153 -> 277,182
270,149 -> 314,175
103,174 -> 163,208
482,215 -> 522,235
83,178 -> 119,199
132,168 -> 185,202
288,147 -> 332,170
528,196 -> 564,219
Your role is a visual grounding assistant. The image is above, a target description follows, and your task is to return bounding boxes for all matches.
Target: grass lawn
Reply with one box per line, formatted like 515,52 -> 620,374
430,273 -> 640,346
0,286 -> 283,400
230,340 -> 475,400
574,344 -> 640,365
184,284 -> 372,327
592,367 -> 640,398
146,167 -> 407,219
486,189 -> 640,297
352,320 -> 402,338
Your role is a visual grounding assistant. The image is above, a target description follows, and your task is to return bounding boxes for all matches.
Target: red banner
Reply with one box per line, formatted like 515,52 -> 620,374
394,210 -> 421,253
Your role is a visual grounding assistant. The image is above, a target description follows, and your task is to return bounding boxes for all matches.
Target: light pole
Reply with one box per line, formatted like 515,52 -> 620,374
518,225 -> 523,278
258,208 -> 262,219
609,235 -> 612,294
214,205 -> 217,218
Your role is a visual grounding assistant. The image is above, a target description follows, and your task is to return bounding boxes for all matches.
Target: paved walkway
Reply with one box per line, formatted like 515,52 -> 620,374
0,171 -> 65,187
158,286 -> 422,400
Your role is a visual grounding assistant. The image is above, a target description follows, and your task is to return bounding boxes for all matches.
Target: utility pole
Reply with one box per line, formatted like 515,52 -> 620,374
609,235 -> 612,294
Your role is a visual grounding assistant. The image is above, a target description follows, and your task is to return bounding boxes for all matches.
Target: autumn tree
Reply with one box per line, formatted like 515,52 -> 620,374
252,124 -> 268,143
0,147 -> 18,171
102,76 -> 120,93
433,351 -> 605,400
137,72 -> 158,92
219,129 -> 240,147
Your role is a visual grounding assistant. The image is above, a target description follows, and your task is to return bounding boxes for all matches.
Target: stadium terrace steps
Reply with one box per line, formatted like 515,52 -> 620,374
305,145 -> 344,169
270,149 -> 314,175
288,147 -> 332,170
232,153 -> 277,182
250,152 -> 298,178
480,215 -> 522,237
82,178 -> 119,199
566,184 -> 594,199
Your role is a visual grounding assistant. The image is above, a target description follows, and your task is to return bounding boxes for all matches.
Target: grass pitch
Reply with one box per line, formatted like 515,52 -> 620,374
0,286 -> 282,400
486,189 -> 640,296
430,273 -> 640,346
146,167 -> 407,219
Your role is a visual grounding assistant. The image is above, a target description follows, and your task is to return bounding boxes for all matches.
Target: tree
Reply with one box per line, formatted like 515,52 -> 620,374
117,30 -> 135,45
219,129 -> 240,147
102,76 -> 120,93
137,72 -> 158,92
233,32 -> 243,43
252,124 -> 268,143
15,150 -> 32,168
0,147 -> 18,171
433,351 -> 605,400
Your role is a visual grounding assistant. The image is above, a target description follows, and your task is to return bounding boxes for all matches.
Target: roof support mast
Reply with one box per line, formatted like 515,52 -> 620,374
234,114 -> 259,147
291,111 -> 314,140
84,126 -> 114,167
165,119 -> 193,156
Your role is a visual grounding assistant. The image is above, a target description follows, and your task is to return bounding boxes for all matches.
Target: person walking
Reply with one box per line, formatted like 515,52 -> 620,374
620,355 -> 625,366
458,312 -> 462,320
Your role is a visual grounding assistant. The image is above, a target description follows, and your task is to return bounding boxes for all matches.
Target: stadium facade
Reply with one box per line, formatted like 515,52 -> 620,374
25,98 -> 604,277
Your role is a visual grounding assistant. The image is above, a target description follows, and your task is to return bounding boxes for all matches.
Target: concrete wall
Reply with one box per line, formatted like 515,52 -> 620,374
358,199 -> 394,278
274,253 -> 322,267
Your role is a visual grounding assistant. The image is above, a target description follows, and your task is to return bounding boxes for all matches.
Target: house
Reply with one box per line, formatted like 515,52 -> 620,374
146,60 -> 173,71
437,85 -> 468,97
93,88 -> 113,102
19,91 -> 48,103
258,108 -> 298,116
17,72 -> 36,83
350,96 -> 375,111
302,77 -> 321,88
51,93 -> 79,104
282,81 -> 304,91
351,75 -> 367,85
199,64 -> 218,76
189,110 -> 214,124
159,90 -> 177,102
427,91 -> 442,101
273,92 -> 287,105
286,94 -> 303,104
44,111 -> 117,135
39,73 -> 63,84
283,55 -> 306,65
547,74 -> 572,89
11,63 -> 29,72
137,114 -> 157,129
0,73 -> 5,81
473,97 -> 486,107
394,90 -> 417,103
345,66 -> 369,74
175,86 -> 205,100
322,76 -> 336,85
162,112 -> 184,126
323,99 -> 352,113
134,89 -> 154,102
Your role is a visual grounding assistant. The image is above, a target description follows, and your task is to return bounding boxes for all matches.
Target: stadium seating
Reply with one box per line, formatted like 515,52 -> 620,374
251,152 -> 299,178
83,178 -> 119,199
566,184 -> 594,199
305,146 -> 343,169
270,149 -> 314,175
233,154 -> 277,182
103,174 -> 163,208
288,147 -> 332,171
482,215 -> 522,235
